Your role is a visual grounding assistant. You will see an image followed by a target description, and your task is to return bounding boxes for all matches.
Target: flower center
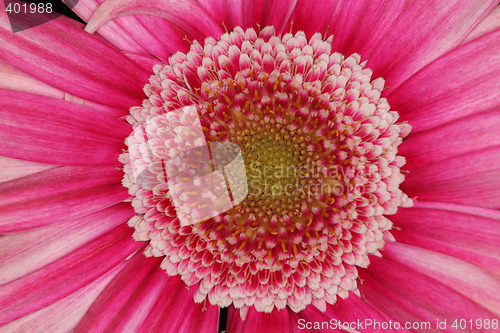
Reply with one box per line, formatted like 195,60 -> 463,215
120,26 -> 412,313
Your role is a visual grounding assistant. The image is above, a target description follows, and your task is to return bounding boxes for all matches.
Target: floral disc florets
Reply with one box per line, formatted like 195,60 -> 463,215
120,26 -> 413,313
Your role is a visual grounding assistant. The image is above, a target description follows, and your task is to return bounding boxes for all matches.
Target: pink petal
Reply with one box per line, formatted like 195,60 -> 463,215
0,263 -> 122,332
0,156 -> 55,183
366,0 -> 497,93
402,147 -> 500,209
0,166 -> 129,233
0,9 -> 149,110
400,108 -> 500,170
385,242 -> 500,316
389,29 -> 500,132
62,0 -> 152,55
85,0 -> 223,42
0,90 -> 131,166
123,52 -> 163,73
462,5 -> 500,44
359,256 -> 496,329
137,276 -> 219,333
227,307 -> 293,333
330,0 -> 409,60
391,201 -> 500,276
284,0 -> 341,39
0,224 -> 141,325
241,0 -> 298,34
0,203 -> 134,284
74,253 -> 163,332
197,0 -> 244,30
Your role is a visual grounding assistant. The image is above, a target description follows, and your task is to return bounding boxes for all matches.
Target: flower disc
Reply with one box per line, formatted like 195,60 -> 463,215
120,26 -> 413,313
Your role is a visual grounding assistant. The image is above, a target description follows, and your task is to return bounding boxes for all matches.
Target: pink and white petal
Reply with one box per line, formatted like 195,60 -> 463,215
0,166 -> 129,233
62,0 -> 151,55
284,0 -> 342,39
73,253 -> 163,332
227,307 -> 293,333
330,0 -> 409,61
391,201 -> 500,276
0,263 -> 123,333
462,5 -> 500,44
389,29 -> 500,132
0,224 -> 142,325
137,276 -> 219,333
0,156 -> 56,183
0,203 -> 134,284
400,108 -> 500,170
402,146 -> 500,209
241,0 -> 298,34
360,257 -> 497,332
85,0 -> 224,42
385,242 -> 500,316
366,0 -> 497,93
0,8 -> 149,110
0,90 -> 131,166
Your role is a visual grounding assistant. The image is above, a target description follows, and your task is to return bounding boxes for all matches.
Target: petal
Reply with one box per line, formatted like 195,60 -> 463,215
73,253 -> 164,332
0,7 -> 149,110
366,0 -> 497,93
0,166 -> 128,233
0,224 -> 141,325
385,242 -> 500,316
330,0 -> 409,60
138,276 -> 219,333
227,307 -> 293,333
462,5 -> 500,44
0,264 -> 122,333
359,256 -> 497,330
389,29 -> 500,132
0,156 -> 55,183
63,0 -> 152,55
85,0 -> 224,42
196,0 -> 244,30
284,0 -> 342,39
0,264 -> 122,332
391,201 -> 500,276
241,0 -> 298,34
0,90 -> 131,166
0,203 -> 134,284
400,108 -> 500,170
402,146 -> 500,209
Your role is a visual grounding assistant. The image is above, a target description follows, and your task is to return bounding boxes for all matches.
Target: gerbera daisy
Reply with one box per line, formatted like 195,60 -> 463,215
0,0 -> 499,332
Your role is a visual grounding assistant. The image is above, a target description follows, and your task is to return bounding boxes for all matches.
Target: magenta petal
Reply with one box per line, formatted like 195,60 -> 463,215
138,276 -> 219,333
391,202 -> 500,276
402,147 -> 500,209
331,0 -> 409,60
0,166 -> 129,233
85,0 -> 223,41
0,11 -> 149,110
366,0 -> 497,93
389,29 -> 500,132
0,156 -> 55,183
0,264 -> 121,332
462,5 -> 500,44
74,253 -> 163,332
197,0 -> 244,30
284,0 -> 341,39
227,307 -> 293,333
241,0 -> 297,34
385,242 -> 500,316
0,224 -> 141,325
0,203 -> 134,284
359,256 -> 496,327
0,90 -> 131,166
400,108 -> 500,170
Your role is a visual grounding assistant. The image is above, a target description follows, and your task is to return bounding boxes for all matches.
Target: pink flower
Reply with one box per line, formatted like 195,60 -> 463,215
1,0 -> 499,332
